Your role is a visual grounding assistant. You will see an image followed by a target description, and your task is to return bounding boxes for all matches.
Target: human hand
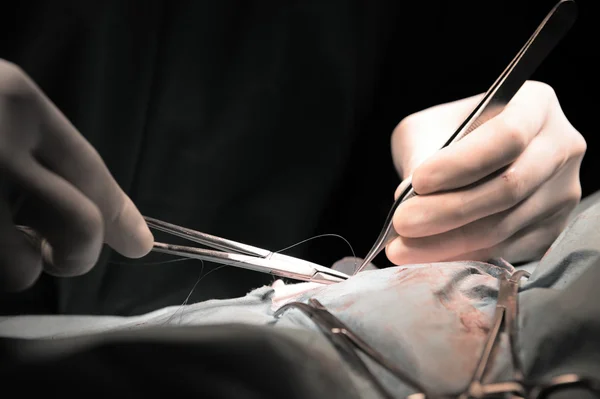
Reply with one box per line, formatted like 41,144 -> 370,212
0,60 -> 154,291
388,81 -> 586,265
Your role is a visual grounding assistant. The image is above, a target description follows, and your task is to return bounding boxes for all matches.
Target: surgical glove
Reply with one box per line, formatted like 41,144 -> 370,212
388,81 -> 586,265
0,60 -> 154,292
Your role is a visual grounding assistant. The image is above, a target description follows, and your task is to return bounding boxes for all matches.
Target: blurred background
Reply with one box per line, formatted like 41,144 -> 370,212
319,0 -> 599,267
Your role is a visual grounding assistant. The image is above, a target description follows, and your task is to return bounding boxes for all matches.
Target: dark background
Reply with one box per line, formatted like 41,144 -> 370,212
312,0 -> 599,265
0,0 -> 598,315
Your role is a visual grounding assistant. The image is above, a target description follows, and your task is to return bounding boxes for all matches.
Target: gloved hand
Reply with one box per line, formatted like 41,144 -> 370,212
388,81 -> 586,265
0,60 -> 153,292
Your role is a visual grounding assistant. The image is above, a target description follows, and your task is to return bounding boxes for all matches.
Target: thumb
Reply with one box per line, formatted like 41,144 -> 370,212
104,193 -> 154,259
391,93 -> 484,180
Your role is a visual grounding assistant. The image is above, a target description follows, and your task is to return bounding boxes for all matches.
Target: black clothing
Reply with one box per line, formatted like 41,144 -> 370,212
0,0 -> 597,315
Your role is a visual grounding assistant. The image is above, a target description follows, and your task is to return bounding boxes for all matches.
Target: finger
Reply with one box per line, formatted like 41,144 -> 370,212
395,132 -> 563,238
492,205 -> 572,264
412,82 -> 553,195
0,198 -> 43,291
394,176 -> 413,200
439,222 -> 560,264
441,247 -> 494,263
23,75 -> 153,258
440,208 -> 568,264
387,177 -> 578,265
441,206 -> 571,264
12,159 -> 105,277
391,94 -> 484,179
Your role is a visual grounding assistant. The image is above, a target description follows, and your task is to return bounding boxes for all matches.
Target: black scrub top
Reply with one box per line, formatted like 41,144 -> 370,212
0,0 -> 595,315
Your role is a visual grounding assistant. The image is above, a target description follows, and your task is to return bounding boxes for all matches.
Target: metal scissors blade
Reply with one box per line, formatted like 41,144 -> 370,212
354,0 -> 577,275
144,216 -> 349,284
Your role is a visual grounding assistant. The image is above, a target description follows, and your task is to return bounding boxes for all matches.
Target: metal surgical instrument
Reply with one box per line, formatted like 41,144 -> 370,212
144,216 -> 349,284
275,268 -> 600,398
354,0 -> 578,275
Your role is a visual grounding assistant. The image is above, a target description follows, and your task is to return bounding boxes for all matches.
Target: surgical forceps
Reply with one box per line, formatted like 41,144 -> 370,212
144,216 -> 350,284
355,0 -> 578,274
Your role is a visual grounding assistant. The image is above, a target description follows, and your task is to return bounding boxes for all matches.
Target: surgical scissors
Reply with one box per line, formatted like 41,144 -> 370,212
144,216 -> 350,284
354,0 -> 577,275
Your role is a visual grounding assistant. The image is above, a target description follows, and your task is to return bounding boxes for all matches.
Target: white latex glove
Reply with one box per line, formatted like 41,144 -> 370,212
0,60 -> 154,291
388,81 -> 586,265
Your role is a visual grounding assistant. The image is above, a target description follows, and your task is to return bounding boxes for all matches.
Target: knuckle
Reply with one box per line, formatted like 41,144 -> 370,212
0,59 -> 24,80
392,118 -> 408,147
392,112 -> 430,144
500,167 -> 524,205
0,60 -> 32,99
524,80 -> 557,103
542,83 -> 557,102
570,129 -> 587,159
532,80 -> 556,97
498,115 -> 528,154
394,114 -> 419,137
555,125 -> 587,168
